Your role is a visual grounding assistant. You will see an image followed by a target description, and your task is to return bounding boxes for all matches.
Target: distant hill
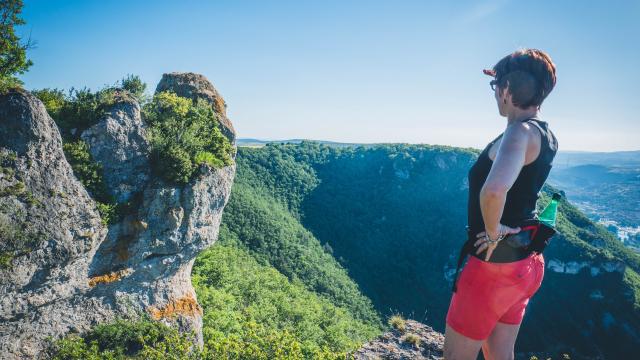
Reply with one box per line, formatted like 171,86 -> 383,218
237,137 -> 371,148
552,150 -> 640,169
239,139 -> 640,168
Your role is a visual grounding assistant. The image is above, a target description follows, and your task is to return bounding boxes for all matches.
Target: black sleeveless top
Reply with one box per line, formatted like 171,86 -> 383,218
467,117 -> 558,237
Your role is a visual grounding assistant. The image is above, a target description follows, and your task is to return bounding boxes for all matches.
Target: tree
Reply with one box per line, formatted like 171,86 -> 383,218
1,0 -> 33,91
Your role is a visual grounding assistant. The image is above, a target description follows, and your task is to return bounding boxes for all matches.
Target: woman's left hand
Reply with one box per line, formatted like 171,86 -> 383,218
474,224 -> 521,261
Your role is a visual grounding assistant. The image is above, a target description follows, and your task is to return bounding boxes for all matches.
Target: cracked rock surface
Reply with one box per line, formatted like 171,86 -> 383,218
351,319 -> 444,360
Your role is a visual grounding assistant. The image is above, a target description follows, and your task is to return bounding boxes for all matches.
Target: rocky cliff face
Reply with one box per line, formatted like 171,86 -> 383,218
351,319 -> 444,360
0,73 -> 236,359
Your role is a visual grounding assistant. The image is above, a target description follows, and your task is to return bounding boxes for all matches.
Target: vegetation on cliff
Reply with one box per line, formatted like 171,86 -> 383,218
193,244 -> 379,358
49,318 -> 199,360
34,83 -> 137,224
142,90 -> 234,185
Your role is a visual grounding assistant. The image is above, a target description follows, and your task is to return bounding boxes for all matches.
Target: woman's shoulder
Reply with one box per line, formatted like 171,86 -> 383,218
524,118 -> 558,153
503,120 -> 534,146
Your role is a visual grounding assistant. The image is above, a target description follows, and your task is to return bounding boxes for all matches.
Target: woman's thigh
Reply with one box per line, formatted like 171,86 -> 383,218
444,323 -> 484,360
483,321 -> 522,360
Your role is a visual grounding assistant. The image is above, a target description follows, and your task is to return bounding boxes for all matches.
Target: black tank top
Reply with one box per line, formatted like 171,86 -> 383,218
467,117 -> 558,237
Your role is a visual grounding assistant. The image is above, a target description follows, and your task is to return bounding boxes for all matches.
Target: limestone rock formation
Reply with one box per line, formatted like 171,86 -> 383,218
351,319 -> 444,360
0,73 -> 236,359
80,98 -> 149,203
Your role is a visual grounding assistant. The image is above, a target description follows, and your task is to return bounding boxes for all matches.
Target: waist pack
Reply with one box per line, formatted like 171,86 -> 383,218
450,219 -> 558,293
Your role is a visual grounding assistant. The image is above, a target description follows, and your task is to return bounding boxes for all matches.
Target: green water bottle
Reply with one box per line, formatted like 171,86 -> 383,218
539,192 -> 562,228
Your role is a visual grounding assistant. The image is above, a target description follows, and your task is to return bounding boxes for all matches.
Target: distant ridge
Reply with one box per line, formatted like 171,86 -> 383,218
237,138 -> 386,148
238,139 -> 640,162
237,138 -> 481,150
553,150 -> 640,169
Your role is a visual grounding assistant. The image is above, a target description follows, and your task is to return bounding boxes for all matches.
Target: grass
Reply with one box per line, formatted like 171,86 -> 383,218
401,333 -> 421,348
388,314 -> 406,333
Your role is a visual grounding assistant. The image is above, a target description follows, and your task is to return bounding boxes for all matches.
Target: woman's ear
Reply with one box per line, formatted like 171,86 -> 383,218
501,80 -> 511,104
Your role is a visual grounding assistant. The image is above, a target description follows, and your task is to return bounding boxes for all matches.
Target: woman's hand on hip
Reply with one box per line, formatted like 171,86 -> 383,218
474,224 -> 521,261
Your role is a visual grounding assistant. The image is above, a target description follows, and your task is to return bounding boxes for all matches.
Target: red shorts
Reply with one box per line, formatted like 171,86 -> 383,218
446,252 -> 545,340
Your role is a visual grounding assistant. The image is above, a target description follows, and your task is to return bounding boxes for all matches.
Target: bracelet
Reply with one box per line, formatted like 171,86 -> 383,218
484,233 -> 505,244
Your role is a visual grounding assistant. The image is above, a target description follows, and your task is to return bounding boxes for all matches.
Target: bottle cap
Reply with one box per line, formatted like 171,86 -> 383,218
552,192 -> 562,200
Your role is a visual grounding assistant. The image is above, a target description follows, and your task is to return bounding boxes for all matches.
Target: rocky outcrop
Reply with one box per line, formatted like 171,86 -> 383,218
0,89 -> 110,359
351,320 -> 444,360
0,74 -> 236,359
80,98 -> 149,203
156,72 -> 236,143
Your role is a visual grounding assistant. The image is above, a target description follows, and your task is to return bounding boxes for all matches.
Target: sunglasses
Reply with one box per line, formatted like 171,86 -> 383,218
490,79 -> 499,91
483,69 -> 499,91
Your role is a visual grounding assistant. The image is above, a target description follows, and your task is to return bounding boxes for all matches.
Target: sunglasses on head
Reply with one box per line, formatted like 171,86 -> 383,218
484,69 -> 499,91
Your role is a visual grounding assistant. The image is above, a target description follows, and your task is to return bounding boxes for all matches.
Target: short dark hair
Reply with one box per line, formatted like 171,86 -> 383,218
485,49 -> 557,109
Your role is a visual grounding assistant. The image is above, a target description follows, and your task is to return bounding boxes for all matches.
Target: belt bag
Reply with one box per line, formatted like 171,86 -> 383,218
494,218 -> 558,254
452,220 -> 558,293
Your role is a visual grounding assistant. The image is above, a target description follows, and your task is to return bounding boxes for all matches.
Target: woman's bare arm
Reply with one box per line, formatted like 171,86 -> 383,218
479,122 -> 530,239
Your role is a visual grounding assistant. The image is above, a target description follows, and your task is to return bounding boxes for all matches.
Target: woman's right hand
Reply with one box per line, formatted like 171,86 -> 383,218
473,224 -> 521,260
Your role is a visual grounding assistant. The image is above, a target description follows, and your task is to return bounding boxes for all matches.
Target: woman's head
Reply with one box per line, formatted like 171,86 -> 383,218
484,49 -> 556,116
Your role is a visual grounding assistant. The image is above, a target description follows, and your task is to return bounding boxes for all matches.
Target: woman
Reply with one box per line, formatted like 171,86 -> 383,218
443,49 -> 558,360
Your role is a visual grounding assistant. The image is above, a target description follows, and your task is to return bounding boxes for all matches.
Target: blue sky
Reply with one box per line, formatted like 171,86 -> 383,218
19,0 -> 640,151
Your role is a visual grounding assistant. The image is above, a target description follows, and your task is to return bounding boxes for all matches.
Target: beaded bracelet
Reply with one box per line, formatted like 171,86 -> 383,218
484,233 -> 505,244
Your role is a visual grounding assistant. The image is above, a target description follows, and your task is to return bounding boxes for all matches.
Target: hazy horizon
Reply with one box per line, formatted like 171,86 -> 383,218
19,0 -> 640,152
235,137 -> 640,153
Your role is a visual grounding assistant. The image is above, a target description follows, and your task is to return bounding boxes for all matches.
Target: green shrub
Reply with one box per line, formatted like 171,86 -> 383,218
119,74 -> 147,103
34,77 -> 142,141
61,140 -> 116,224
0,251 -> 13,268
61,140 -> 108,198
0,76 -> 23,93
53,87 -> 118,138
152,144 -> 194,185
31,88 -> 66,119
50,318 -> 200,360
95,202 -> 118,226
194,151 -> 225,168
143,91 -> 234,185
